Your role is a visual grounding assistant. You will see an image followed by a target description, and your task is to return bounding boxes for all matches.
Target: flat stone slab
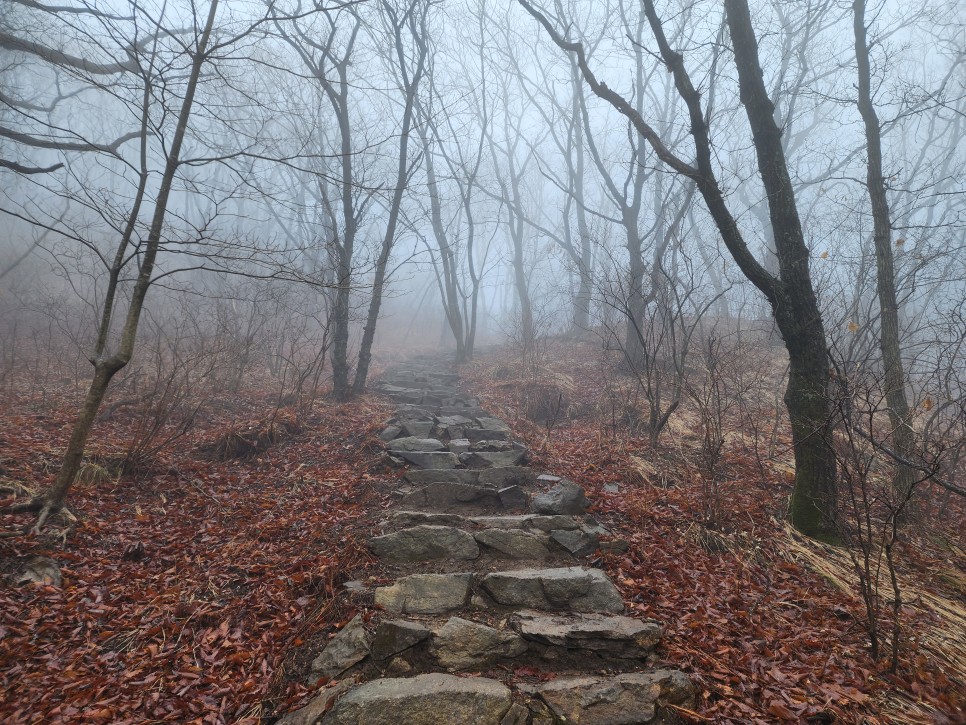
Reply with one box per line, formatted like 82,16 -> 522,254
390,511 -> 464,527
369,525 -> 479,563
322,673 -> 512,725
480,567 -> 624,613
509,610 -> 662,658
400,421 -> 434,438
477,466 -> 535,487
405,469 -> 480,485
393,450 -> 460,469
474,528 -> 552,560
375,573 -> 472,614
460,450 -> 527,468
465,428 -> 510,442
399,482 -> 499,510
474,416 -> 511,432
527,671 -> 695,725
430,617 -> 527,671
469,515 -> 579,532
388,436 -> 446,452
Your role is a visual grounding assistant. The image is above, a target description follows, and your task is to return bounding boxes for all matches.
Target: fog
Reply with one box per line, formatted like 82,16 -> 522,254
1,0 -> 964,527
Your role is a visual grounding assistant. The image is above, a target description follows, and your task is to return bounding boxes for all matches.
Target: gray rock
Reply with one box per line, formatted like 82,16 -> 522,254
430,617 -> 527,670
401,421 -> 434,438
550,529 -> 599,557
469,439 -> 514,452
321,673 -> 512,725
438,415 -> 474,426
399,482 -> 499,510
468,514 -> 578,532
11,556 -> 62,587
388,436 -> 446,452
374,573 -> 472,614
378,425 -> 402,442
369,525 -> 479,563
465,428 -> 510,443
370,619 -> 431,660
581,515 -> 612,537
278,679 -> 356,725
478,466 -> 535,487
309,615 -> 372,680
531,670 -> 695,724
448,438 -> 471,454
531,480 -> 590,515
500,703 -> 531,725
498,485 -> 528,510
405,469 -> 480,485
509,610 -> 663,658
474,528 -> 551,560
480,567 -> 624,613
536,474 -> 562,483
460,450 -> 527,469
528,515 -> 579,532
474,417 -> 511,432
393,450 -> 461,469
469,514 -> 536,529
604,482 -> 621,494
390,511 -> 464,527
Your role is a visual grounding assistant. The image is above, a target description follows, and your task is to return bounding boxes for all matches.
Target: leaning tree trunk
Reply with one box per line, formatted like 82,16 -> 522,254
17,0 -> 220,529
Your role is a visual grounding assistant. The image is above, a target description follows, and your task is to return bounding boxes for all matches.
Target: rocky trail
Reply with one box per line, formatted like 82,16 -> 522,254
279,356 -> 695,725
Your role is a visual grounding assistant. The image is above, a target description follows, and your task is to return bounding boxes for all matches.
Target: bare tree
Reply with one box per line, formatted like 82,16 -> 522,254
519,0 -> 841,539
5,0 -> 223,529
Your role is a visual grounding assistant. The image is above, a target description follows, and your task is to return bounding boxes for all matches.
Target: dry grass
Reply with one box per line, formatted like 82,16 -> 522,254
778,523 -> 966,722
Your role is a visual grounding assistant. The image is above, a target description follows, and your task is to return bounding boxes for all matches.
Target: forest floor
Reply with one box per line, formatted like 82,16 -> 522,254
1,339 -> 964,724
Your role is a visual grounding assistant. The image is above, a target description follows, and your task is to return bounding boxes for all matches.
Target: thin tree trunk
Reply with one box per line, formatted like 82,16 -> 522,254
853,0 -> 916,497
21,0 -> 220,528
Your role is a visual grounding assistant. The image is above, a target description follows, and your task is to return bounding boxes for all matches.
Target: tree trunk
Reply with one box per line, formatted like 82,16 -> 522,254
853,0 -> 916,497
330,254 -> 352,401
22,0 -> 221,527
724,0 -> 838,538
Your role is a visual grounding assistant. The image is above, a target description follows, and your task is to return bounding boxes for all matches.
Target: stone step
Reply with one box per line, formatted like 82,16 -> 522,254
397,481 -> 502,512
391,450 -> 461,469
277,361 -> 694,725
521,670 -> 696,724
302,610 -> 671,701
370,524 -> 579,564
317,673 -> 513,725
283,669 -> 694,725
365,610 -> 663,674
480,566 -> 625,614
375,572 -> 473,614
369,525 -> 480,563
509,609 -> 662,660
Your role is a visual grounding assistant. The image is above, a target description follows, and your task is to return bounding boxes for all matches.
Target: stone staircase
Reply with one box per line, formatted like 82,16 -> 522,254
279,357 -> 694,724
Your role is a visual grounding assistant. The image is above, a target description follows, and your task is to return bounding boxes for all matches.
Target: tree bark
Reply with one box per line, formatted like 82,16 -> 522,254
518,0 -> 841,539
25,0 -> 220,527
852,0 -> 916,497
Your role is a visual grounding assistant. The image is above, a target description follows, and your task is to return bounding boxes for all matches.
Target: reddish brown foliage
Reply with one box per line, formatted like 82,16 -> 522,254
0,386 -> 388,723
463,342 -> 966,724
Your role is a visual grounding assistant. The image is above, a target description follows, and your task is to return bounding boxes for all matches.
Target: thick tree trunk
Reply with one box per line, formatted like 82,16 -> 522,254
520,0 -> 841,538
724,0 -> 838,539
